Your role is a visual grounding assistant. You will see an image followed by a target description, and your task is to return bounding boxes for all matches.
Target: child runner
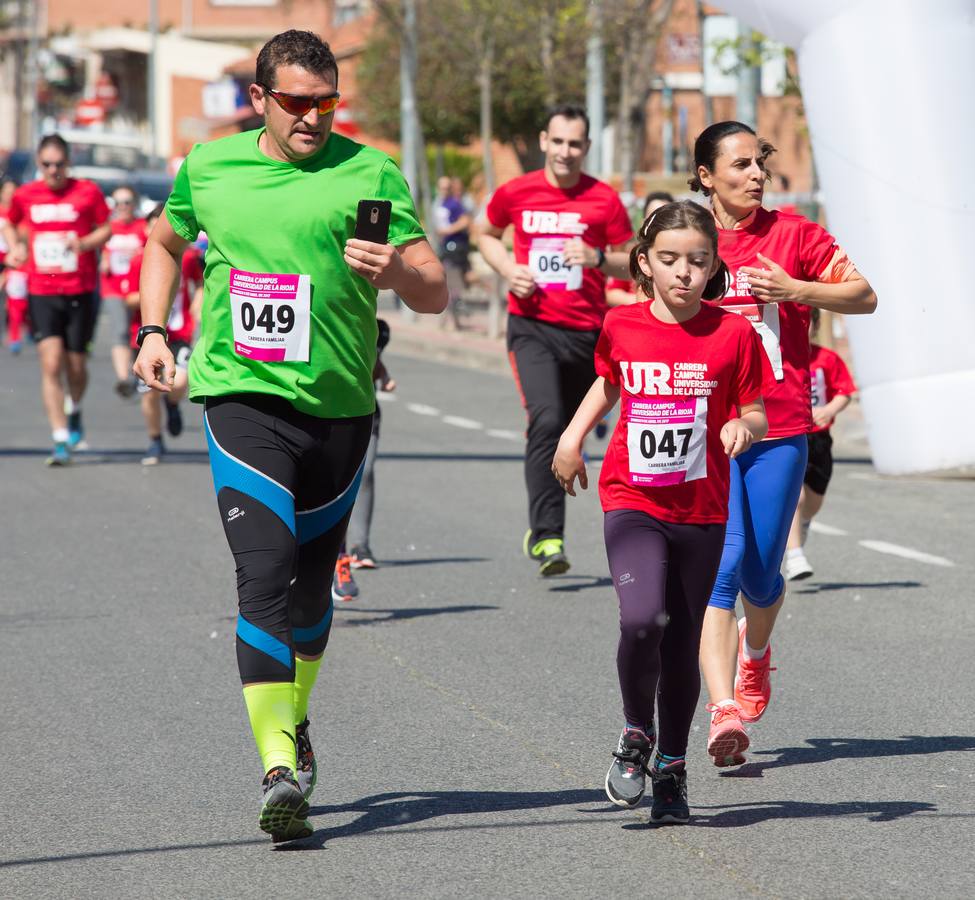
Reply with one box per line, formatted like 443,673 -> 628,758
124,203 -> 203,464
552,201 -> 768,824
784,308 -> 856,580
689,122 -> 876,767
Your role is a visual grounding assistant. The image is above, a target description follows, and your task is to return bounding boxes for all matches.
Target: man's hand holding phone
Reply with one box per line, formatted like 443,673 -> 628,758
345,198 -> 399,286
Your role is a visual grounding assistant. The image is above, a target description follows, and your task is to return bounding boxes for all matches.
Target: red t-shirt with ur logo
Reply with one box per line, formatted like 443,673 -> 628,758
708,207 -> 840,440
485,170 -> 633,330
595,302 -> 766,524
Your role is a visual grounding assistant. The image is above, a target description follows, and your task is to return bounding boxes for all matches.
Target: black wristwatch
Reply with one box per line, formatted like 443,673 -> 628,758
136,325 -> 168,348
594,247 -> 606,269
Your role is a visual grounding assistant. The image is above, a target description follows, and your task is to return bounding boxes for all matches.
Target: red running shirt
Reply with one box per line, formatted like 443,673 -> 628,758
596,302 -> 765,525
809,343 -> 856,433
485,170 -> 633,330
126,250 -> 203,346
8,178 -> 110,295
101,218 -> 147,297
709,207 -> 839,439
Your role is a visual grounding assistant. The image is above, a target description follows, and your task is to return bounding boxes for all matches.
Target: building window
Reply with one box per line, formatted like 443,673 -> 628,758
334,0 -> 368,26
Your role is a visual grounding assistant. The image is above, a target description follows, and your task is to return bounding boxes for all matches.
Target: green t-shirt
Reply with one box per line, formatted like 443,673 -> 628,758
165,128 -> 425,418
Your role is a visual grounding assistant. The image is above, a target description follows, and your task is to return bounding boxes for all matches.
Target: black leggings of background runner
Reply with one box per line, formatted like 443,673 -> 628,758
204,394 -> 372,685
506,313 -> 599,545
604,509 -> 725,757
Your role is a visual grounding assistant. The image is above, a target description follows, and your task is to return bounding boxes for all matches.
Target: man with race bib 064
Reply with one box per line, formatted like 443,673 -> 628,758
133,30 -> 447,843
3,134 -> 111,464
478,104 -> 633,576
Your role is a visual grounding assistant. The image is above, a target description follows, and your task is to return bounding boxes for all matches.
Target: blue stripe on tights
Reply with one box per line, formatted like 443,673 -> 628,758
292,604 -> 334,644
295,458 -> 366,545
236,615 -> 292,669
204,412 -> 295,535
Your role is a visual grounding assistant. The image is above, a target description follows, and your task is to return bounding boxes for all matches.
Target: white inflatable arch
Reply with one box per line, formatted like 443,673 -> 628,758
715,0 -> 975,474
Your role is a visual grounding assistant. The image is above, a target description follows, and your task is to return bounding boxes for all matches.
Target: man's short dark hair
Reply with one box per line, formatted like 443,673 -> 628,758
256,30 -> 338,89
543,104 -> 589,138
38,133 -> 70,157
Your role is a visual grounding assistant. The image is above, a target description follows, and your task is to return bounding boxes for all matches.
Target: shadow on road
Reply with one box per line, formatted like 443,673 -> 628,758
546,575 -> 614,593
662,798 -> 937,828
0,447 -> 209,465
794,580 -> 923,594
721,735 -> 975,778
378,556 -> 490,568
279,788 -> 607,850
334,604 -> 498,627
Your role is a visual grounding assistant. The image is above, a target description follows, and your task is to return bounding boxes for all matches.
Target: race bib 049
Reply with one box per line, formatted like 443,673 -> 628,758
33,231 -> 78,274
528,237 -> 582,291
626,396 -> 708,487
229,268 -> 311,362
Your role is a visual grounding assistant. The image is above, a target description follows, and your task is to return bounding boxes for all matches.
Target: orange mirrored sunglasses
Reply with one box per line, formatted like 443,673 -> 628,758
259,84 -> 341,117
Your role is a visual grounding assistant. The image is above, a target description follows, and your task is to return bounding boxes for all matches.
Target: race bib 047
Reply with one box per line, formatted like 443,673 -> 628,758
626,396 -> 708,487
229,268 -> 311,362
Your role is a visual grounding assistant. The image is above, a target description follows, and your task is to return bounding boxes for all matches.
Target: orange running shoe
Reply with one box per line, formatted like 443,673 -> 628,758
734,617 -> 775,723
331,555 -> 359,602
706,702 -> 749,767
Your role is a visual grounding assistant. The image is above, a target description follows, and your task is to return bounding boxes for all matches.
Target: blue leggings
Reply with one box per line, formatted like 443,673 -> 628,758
708,435 -> 808,610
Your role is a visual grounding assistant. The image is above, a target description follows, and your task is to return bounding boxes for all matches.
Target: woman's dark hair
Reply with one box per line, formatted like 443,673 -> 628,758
629,200 -> 729,301
642,191 -> 674,216
256,29 -> 338,89
37,133 -> 69,158
147,201 -> 166,222
688,121 -> 776,196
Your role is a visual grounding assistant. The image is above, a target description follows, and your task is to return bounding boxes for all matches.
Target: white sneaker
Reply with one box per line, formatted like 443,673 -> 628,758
785,550 -> 814,581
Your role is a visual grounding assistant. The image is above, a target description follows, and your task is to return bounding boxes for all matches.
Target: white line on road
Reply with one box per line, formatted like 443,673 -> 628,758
376,392 -> 397,402
858,540 -> 955,568
406,403 -> 441,416
442,415 -> 483,430
485,428 -> 522,442
810,521 -> 848,536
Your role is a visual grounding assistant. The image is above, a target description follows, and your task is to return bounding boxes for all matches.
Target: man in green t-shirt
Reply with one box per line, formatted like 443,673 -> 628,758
133,30 -> 446,844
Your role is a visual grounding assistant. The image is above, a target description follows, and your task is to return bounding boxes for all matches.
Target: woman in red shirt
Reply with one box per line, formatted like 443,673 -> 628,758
690,121 -> 876,766
552,201 -> 767,824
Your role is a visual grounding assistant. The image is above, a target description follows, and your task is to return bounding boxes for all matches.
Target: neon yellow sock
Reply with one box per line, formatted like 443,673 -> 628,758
242,682 -> 297,775
294,655 -> 324,725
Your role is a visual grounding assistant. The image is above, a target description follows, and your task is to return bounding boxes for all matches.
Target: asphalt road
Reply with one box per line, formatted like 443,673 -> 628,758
1,333 -> 973,899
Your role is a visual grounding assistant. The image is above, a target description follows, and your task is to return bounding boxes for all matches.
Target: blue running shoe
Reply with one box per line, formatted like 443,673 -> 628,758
46,442 -> 71,467
142,436 -> 165,466
67,410 -> 85,449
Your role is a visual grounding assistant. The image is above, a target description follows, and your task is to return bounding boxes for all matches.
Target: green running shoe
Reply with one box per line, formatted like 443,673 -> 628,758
295,719 -> 318,800
523,529 -> 571,577
259,767 -> 312,843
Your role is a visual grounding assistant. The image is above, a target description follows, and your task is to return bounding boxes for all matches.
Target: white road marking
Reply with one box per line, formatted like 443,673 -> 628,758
442,415 -> 483,430
376,392 -> 397,402
858,540 -> 955,568
486,428 -> 522,442
406,403 -> 441,416
810,521 -> 848,537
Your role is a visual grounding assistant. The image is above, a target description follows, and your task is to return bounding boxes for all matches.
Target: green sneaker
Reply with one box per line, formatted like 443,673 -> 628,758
259,767 -> 313,843
523,529 -> 571,577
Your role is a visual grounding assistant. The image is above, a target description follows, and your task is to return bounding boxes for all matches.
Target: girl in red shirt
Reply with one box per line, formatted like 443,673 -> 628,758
690,122 -> 876,766
552,201 -> 767,824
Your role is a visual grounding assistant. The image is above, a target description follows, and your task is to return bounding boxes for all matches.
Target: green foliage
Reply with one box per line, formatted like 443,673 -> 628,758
359,0 -> 590,150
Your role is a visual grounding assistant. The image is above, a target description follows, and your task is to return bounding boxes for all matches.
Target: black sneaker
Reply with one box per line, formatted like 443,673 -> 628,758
349,545 -> 377,569
114,378 -> 136,399
165,401 -> 183,437
259,767 -> 313,843
295,719 -> 318,799
605,728 -> 655,808
650,764 -> 689,825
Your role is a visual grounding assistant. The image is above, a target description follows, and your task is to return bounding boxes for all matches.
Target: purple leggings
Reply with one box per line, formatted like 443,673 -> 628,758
604,509 -> 726,757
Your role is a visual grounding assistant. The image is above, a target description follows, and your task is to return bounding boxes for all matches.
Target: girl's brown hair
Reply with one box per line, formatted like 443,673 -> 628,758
628,200 -> 730,301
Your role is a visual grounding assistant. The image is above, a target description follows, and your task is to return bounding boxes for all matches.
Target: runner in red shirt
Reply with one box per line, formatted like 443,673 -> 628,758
552,200 -> 767,823
689,122 -> 876,763
0,177 -> 29,354
784,308 -> 857,581
477,104 -> 634,575
124,203 -> 202,465
101,186 -> 146,397
2,134 -> 111,464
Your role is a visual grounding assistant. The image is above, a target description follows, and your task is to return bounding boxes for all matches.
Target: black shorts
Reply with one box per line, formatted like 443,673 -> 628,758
804,430 -> 834,495
28,292 -> 97,353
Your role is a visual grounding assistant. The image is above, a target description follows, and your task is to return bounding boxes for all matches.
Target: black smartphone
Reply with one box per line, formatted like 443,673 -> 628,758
355,199 -> 392,244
